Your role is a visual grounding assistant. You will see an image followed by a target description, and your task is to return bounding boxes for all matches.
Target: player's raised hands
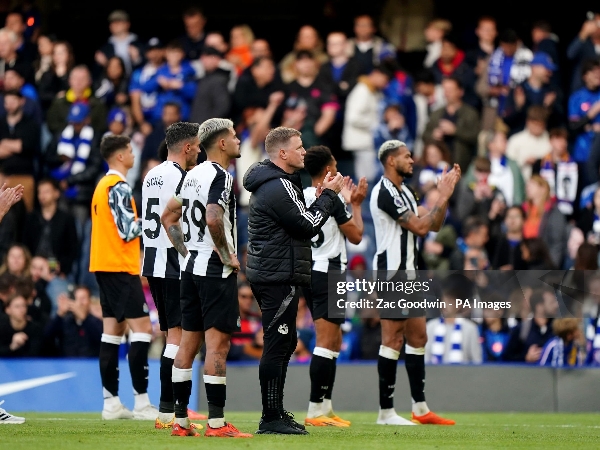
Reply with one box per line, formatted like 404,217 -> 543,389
0,183 -> 23,220
437,165 -> 459,199
340,176 -> 354,203
322,172 -> 345,194
350,177 -> 368,205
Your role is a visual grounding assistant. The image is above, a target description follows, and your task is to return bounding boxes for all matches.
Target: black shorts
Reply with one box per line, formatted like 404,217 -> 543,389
96,272 -> 149,322
147,276 -> 181,331
304,271 -> 344,325
180,271 -> 240,334
378,270 -> 426,321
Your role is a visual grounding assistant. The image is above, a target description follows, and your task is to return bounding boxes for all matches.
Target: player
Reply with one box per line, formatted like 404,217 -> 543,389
370,140 -> 459,426
162,118 -> 252,438
141,122 -> 206,429
302,146 -> 367,427
90,135 -> 158,420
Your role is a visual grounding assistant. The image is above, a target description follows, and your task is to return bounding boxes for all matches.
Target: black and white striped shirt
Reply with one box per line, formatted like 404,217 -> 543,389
370,176 -> 419,276
178,161 -> 236,278
141,161 -> 186,279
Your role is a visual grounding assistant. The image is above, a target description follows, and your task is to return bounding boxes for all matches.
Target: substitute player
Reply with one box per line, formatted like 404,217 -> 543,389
370,140 -> 459,426
141,122 -> 204,429
90,135 -> 158,420
162,118 -> 252,438
302,146 -> 367,427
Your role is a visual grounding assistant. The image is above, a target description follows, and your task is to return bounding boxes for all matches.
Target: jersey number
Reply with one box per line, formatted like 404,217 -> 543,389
182,199 -> 207,242
311,230 -> 324,248
143,198 -> 160,239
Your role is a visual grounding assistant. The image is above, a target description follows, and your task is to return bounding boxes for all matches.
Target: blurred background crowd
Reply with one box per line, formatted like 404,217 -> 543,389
1,0 -> 600,367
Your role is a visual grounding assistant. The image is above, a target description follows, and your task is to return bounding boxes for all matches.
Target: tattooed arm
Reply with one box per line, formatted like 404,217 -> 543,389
161,196 -> 188,257
206,204 -> 240,271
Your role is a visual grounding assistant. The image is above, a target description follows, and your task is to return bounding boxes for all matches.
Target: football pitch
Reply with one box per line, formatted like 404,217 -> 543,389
2,412 -> 600,449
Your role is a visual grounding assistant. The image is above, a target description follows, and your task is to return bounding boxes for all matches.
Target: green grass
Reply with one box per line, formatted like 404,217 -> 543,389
2,412 -> 600,449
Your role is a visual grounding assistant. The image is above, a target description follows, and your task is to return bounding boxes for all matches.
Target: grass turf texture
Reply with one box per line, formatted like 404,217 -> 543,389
2,412 -> 599,449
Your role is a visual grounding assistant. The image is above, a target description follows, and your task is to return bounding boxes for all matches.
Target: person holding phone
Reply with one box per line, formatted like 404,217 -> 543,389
567,11 -> 600,92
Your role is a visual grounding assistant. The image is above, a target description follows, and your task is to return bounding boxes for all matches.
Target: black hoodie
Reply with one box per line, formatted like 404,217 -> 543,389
243,159 -> 337,286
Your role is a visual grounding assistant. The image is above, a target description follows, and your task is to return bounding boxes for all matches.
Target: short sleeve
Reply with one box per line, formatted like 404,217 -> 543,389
207,169 -> 231,210
377,185 -> 409,221
129,70 -> 141,92
332,195 -> 352,225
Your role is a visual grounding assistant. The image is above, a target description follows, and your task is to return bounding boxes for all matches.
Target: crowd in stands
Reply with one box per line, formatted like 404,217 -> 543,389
1,3 -> 600,366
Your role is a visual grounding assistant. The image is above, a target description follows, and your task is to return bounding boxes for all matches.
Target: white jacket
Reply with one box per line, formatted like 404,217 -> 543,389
342,81 -> 381,152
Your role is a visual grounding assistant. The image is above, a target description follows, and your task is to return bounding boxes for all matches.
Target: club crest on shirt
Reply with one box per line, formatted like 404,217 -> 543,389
394,196 -> 404,208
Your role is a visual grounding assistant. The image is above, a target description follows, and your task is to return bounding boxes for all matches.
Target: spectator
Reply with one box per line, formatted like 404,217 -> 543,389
0,89 -> 40,211
422,18 -> 452,69
381,62 -> 417,143
21,178 -> 78,277
45,102 -> 103,222
520,238 -> 557,270
229,282 -> 262,361
153,40 -> 196,121
0,271 -> 16,312
492,205 -> 526,270
449,215 -> 490,271
129,37 -> 164,135
15,0 -> 41,43
348,14 -> 396,75
0,66 -> 42,124
412,69 -> 445,160
531,20 -> 561,87
284,50 -> 338,149
480,305 -> 511,362
140,102 -> 180,165
0,27 -> 31,84
503,52 -> 563,135
431,33 -> 479,110
44,286 -> 103,357
178,6 -> 206,61
568,59 -> 600,169
94,10 -> 143,76
46,65 -> 108,135
522,175 -> 567,267
33,33 -> 54,85
421,187 -> 457,271
423,76 -> 479,172
250,39 -> 271,60
232,56 -> 283,123
0,293 -> 43,356
93,56 -> 129,109
28,256 -> 54,318
539,318 -> 583,367
533,128 -> 581,218
477,29 -> 533,124
104,107 -> 141,187
506,105 -> 552,181
191,32 -> 237,92
342,62 -> 393,182
279,25 -> 327,84
414,140 -> 450,195
226,25 -> 254,76
36,40 -> 73,113
4,11 -> 36,66
425,274 -> 482,364
504,289 -> 554,363
0,243 -> 30,277
466,16 -> 497,75
373,104 -> 414,160
189,46 -> 231,124
566,12 -> 600,92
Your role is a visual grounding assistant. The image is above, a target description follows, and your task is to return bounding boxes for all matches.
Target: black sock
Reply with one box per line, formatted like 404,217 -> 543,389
99,341 -> 120,397
325,357 -> 337,400
259,362 -> 282,422
128,341 -> 150,395
309,355 -> 333,403
159,355 -> 174,413
205,382 -> 226,420
378,355 -> 398,410
405,353 -> 426,403
172,368 -> 192,419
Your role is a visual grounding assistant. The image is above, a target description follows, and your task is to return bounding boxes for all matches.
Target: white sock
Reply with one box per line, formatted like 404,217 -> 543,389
322,399 -> 333,416
175,417 -> 190,428
208,418 -> 225,428
158,412 -> 174,422
134,393 -> 151,410
412,401 -> 430,416
378,407 -> 397,419
103,395 -> 121,411
307,401 -> 323,418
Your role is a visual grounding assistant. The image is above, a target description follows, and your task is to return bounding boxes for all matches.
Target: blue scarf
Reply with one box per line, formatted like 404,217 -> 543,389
585,315 -> 600,366
51,125 -> 94,199
431,318 -> 463,364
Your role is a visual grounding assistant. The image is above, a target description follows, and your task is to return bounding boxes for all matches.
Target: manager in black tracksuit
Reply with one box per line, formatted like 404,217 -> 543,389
243,127 -> 344,435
